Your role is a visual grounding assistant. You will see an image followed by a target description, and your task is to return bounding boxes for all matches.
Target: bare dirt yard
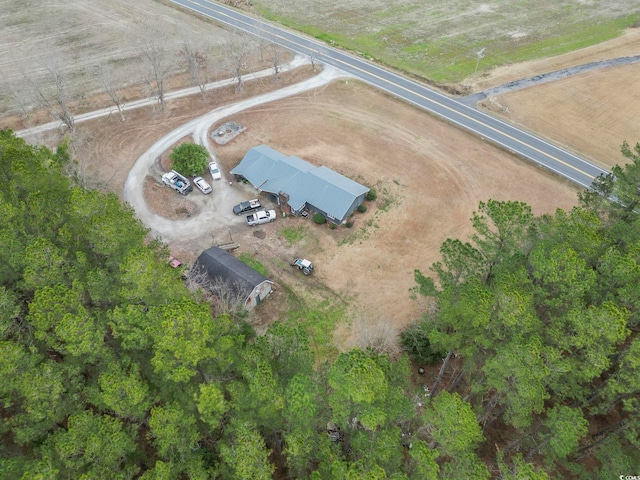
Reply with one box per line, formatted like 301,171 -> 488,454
6,1 -> 639,348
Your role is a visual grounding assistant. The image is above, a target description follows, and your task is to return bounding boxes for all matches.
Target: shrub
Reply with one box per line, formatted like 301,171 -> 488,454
357,204 -> 367,213
400,322 -> 446,365
313,213 -> 326,224
169,143 -> 209,176
366,188 -> 377,201
329,223 -> 337,230
345,221 -> 353,228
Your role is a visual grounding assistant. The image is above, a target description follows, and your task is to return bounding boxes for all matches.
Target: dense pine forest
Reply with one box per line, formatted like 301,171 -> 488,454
1,129 -> 639,478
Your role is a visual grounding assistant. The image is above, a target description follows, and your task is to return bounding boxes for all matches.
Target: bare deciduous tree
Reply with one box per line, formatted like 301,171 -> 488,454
185,266 -> 210,295
63,130 -> 107,191
7,79 -> 34,122
140,36 -> 174,111
309,46 -> 328,72
97,63 -> 126,121
309,51 -> 320,72
180,38 -> 211,101
352,316 -> 401,356
26,59 -> 76,132
209,276 -> 249,315
185,267 -> 248,316
265,43 -> 283,81
256,38 -> 270,63
224,30 -> 254,92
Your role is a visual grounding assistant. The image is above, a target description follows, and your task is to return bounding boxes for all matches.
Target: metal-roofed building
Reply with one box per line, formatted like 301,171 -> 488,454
194,247 -> 273,311
230,145 -> 369,224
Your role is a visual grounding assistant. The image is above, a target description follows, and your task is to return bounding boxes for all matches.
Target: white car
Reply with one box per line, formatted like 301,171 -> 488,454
193,176 -> 212,194
208,161 -> 222,181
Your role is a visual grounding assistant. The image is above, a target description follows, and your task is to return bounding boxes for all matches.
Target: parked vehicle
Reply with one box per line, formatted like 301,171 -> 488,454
291,258 -> 314,275
208,161 -> 222,181
246,209 -> 277,226
233,199 -> 262,215
193,176 -> 212,194
162,170 -> 193,195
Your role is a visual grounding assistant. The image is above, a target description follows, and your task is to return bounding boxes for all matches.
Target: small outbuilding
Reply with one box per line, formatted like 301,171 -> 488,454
194,247 -> 273,311
230,145 -> 369,224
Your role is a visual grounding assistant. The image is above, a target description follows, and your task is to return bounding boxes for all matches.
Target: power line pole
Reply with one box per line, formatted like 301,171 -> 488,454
473,47 -> 486,81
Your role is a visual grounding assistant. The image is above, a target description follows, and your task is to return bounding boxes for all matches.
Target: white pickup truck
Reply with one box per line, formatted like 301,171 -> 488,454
246,209 -> 277,226
162,170 -> 193,195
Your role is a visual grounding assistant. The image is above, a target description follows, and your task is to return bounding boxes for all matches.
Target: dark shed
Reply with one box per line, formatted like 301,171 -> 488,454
194,247 -> 273,310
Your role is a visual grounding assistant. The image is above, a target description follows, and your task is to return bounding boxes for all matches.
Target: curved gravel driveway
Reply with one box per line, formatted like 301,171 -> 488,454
122,64 -> 347,243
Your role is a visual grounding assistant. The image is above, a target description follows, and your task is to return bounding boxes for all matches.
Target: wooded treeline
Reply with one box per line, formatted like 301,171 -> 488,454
413,141 -> 640,476
1,129 -> 639,478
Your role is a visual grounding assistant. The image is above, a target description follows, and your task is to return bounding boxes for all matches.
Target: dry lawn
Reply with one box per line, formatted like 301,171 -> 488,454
474,28 -> 640,168
0,0 -> 253,120
214,80 -> 578,342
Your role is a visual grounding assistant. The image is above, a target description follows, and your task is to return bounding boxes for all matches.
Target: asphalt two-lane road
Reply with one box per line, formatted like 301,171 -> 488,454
170,0 -> 609,188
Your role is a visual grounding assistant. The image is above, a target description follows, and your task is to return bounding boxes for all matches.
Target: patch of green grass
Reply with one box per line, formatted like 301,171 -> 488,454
337,181 -> 401,245
379,184 -> 401,212
288,300 -> 345,361
253,3 -> 640,83
256,7 -> 341,43
275,278 -> 305,311
237,252 -> 268,277
339,217 -> 378,246
375,4 -> 419,19
5,15 -> 30,27
279,225 -> 306,246
496,15 -> 640,65
384,14 -> 640,82
413,14 -> 640,83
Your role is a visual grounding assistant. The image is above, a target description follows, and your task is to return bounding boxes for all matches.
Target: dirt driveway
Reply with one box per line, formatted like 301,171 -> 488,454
122,64 -> 345,243
16,29 -> 640,349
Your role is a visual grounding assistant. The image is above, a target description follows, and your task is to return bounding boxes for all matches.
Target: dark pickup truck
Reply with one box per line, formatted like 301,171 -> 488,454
233,198 -> 262,215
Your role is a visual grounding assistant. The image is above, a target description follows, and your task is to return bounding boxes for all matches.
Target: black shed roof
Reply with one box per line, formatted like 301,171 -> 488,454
195,247 -> 269,296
